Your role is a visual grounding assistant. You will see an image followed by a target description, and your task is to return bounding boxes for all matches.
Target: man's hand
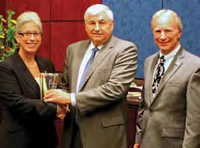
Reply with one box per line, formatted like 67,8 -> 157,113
57,104 -> 70,121
43,89 -> 71,105
133,144 -> 140,148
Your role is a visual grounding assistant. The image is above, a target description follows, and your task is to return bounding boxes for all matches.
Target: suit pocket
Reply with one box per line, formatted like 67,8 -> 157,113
166,82 -> 180,87
1,120 -> 24,133
4,124 -> 24,133
101,116 -> 124,128
162,127 -> 184,138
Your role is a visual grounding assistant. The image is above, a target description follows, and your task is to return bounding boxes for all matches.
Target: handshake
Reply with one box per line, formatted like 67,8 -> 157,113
43,89 -> 71,120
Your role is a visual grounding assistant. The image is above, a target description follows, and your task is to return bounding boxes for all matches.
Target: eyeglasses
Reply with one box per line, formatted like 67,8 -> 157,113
18,32 -> 42,38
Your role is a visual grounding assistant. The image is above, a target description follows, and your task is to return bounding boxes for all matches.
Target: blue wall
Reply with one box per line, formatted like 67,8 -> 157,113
103,0 -> 200,78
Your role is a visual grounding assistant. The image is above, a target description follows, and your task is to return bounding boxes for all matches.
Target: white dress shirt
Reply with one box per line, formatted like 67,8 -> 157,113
71,42 -> 103,106
152,44 -> 181,97
159,44 -> 181,72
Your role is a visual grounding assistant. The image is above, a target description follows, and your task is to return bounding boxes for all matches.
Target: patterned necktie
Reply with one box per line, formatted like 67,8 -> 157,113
152,55 -> 165,94
78,47 -> 99,91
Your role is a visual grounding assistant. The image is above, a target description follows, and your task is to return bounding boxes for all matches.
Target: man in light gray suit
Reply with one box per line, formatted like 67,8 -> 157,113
134,9 -> 200,148
44,4 -> 138,148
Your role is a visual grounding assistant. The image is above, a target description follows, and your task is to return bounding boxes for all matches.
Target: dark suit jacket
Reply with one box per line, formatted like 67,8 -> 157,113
62,36 -> 138,148
0,50 -> 58,148
135,47 -> 200,148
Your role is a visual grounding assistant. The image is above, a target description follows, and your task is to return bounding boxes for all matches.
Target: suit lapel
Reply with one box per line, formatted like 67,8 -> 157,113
151,48 -> 184,104
13,52 -> 40,97
36,56 -> 49,73
72,40 -> 90,91
148,54 -> 159,104
79,36 -> 114,90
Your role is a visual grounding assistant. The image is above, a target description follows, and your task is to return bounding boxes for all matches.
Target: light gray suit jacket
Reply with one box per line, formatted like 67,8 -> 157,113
62,36 -> 138,148
135,47 -> 200,148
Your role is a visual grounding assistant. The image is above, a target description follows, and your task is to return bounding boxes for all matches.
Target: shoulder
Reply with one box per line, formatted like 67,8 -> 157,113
107,36 -> 138,58
183,49 -> 200,64
145,52 -> 158,63
0,53 -> 16,70
68,40 -> 89,50
36,56 -> 55,73
36,56 -> 52,64
65,40 -> 90,56
181,49 -> 200,72
0,53 -> 20,79
113,36 -> 137,50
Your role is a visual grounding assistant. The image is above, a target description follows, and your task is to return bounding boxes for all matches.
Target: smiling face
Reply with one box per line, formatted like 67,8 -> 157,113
85,11 -> 114,46
15,21 -> 42,55
152,13 -> 182,55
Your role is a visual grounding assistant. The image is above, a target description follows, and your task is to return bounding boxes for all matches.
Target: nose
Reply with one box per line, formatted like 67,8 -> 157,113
160,31 -> 166,40
94,23 -> 100,31
29,33 -> 35,40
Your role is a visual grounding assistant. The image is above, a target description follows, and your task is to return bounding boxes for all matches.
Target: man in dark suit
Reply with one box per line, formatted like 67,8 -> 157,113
44,4 -> 138,148
134,9 -> 200,148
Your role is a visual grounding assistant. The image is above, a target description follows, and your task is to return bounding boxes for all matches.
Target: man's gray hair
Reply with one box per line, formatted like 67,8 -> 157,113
84,4 -> 114,21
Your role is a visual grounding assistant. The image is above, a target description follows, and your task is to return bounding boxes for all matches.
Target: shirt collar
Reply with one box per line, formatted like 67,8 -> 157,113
88,42 -> 103,51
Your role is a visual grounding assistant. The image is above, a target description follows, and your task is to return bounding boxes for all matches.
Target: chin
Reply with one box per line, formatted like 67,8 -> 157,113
158,45 -> 170,50
25,48 -> 38,54
92,40 -> 103,45
93,37 -> 102,42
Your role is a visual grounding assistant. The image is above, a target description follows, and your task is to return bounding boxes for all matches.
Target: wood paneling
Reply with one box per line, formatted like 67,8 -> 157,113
0,100 -> 2,124
37,22 -> 51,59
51,0 -> 102,20
0,0 -> 6,17
127,101 -> 139,148
6,0 -> 51,20
50,22 -> 88,72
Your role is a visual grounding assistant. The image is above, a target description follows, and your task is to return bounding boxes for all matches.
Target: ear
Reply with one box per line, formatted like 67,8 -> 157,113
111,22 -> 114,31
110,21 -> 114,32
178,29 -> 182,39
15,32 -> 19,43
84,21 -> 87,32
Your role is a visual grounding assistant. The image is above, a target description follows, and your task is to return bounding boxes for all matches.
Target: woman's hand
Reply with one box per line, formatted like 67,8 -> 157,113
43,89 -> 71,105
133,144 -> 140,148
57,104 -> 70,121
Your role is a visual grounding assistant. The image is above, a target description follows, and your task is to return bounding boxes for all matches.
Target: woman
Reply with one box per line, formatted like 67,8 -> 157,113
0,11 -> 59,148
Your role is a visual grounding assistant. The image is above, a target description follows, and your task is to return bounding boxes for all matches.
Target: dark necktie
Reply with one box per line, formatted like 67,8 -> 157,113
152,55 -> 165,94
78,47 -> 99,91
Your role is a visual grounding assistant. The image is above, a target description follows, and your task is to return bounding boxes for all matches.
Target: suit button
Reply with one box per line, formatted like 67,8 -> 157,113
149,108 -> 153,112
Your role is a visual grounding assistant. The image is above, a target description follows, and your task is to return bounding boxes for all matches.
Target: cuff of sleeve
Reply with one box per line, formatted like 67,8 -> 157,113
71,93 -> 76,106
135,133 -> 141,144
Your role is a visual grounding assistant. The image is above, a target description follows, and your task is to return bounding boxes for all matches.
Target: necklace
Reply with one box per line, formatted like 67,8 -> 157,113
26,61 -> 37,68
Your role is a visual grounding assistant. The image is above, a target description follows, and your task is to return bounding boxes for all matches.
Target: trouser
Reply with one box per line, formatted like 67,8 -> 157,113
70,121 -> 83,148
